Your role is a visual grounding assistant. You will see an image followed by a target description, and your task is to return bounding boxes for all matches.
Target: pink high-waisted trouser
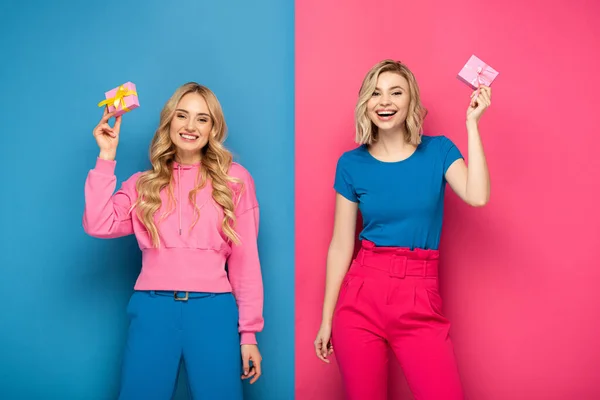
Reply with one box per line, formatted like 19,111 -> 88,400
332,240 -> 464,400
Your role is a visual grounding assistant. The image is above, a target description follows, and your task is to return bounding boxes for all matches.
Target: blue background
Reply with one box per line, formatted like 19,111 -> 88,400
0,1 -> 294,399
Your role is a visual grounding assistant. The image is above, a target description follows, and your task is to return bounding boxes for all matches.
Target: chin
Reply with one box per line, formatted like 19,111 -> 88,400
178,138 -> 207,148
372,121 -> 396,130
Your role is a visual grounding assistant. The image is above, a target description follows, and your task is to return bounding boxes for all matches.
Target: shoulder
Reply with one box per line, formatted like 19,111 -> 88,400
228,162 -> 254,183
420,134 -> 463,170
228,162 -> 259,209
420,134 -> 452,145
419,134 -> 458,152
127,171 -> 145,181
227,162 -> 257,197
337,145 -> 368,167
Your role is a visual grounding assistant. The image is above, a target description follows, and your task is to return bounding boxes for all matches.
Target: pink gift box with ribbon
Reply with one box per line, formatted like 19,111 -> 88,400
97,82 -> 140,117
457,55 -> 499,90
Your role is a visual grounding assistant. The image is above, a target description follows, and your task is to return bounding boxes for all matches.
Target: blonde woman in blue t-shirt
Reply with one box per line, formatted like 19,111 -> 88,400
314,59 -> 492,400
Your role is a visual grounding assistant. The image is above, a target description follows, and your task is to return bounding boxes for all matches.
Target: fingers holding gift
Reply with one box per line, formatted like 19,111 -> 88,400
477,87 -> 491,108
471,86 -> 491,109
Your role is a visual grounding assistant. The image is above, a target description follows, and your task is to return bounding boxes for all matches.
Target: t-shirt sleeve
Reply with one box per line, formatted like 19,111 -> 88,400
440,136 -> 464,174
333,153 -> 358,202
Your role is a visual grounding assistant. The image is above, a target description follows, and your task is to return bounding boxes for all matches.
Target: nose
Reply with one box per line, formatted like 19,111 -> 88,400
186,117 -> 196,132
379,94 -> 392,106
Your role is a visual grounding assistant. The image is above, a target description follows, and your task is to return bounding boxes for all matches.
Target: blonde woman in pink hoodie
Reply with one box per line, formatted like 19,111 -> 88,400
83,82 -> 263,400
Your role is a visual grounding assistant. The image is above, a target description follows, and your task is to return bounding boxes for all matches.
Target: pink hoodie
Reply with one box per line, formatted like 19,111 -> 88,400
83,157 -> 264,345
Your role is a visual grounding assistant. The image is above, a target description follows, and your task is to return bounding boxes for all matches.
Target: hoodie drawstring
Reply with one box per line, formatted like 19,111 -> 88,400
178,165 -> 182,235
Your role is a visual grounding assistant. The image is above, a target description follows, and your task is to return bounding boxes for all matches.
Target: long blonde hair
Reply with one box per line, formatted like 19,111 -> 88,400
355,59 -> 427,146
133,82 -> 241,248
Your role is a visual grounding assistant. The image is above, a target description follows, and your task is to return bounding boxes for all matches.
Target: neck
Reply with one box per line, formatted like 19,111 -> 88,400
374,127 -> 412,151
175,151 -> 202,165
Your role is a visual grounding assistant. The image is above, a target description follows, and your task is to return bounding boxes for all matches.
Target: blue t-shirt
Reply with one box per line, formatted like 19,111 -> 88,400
334,135 -> 463,250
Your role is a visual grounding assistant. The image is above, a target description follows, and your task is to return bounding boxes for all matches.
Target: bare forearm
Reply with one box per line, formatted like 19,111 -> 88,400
465,120 -> 490,206
321,245 -> 353,326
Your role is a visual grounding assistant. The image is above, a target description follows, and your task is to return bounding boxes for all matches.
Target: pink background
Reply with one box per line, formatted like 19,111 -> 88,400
295,0 -> 600,399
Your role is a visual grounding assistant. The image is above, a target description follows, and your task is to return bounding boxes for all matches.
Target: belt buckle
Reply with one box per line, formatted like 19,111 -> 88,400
174,291 -> 189,301
390,255 -> 407,278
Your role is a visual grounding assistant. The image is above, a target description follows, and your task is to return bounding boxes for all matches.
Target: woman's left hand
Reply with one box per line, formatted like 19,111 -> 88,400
241,344 -> 262,384
466,85 -> 492,124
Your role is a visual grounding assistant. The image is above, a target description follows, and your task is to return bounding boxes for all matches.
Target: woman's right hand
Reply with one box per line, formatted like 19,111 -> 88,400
93,107 -> 122,160
314,323 -> 334,363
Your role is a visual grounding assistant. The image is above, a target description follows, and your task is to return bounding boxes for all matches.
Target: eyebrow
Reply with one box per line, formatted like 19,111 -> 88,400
175,109 -> 211,117
374,85 -> 406,91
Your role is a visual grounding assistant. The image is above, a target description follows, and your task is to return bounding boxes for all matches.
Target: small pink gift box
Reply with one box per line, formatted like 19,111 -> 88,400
98,82 -> 140,117
457,55 -> 499,90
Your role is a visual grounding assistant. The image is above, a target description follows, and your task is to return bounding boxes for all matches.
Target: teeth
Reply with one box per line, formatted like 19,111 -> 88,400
181,134 -> 197,140
377,111 -> 396,116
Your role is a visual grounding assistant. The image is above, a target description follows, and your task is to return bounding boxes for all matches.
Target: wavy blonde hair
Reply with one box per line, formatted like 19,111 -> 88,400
132,82 -> 242,248
355,59 -> 427,146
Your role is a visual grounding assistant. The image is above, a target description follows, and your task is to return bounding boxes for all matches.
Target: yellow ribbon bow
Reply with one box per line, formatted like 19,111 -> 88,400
98,85 -> 137,112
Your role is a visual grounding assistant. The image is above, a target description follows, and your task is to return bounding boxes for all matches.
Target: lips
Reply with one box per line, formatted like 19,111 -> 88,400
180,132 -> 199,140
375,110 -> 397,122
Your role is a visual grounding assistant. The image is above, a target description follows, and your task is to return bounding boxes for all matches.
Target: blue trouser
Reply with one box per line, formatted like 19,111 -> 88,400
118,290 -> 243,400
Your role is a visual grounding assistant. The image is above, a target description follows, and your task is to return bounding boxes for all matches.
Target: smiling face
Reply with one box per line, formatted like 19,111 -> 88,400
366,71 -> 411,135
168,92 -> 213,163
